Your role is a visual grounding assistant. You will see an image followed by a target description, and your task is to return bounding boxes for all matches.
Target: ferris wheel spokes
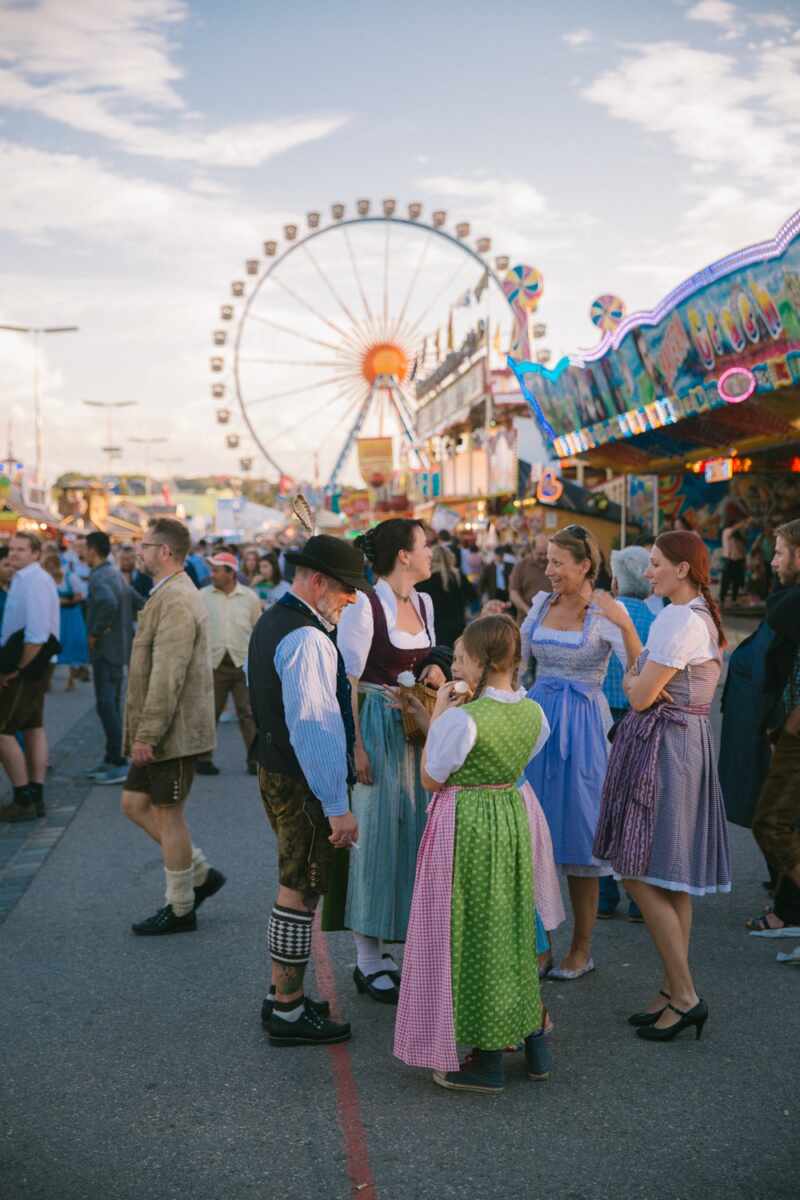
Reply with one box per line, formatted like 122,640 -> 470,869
245,373 -> 364,409
268,380 -> 366,444
327,381 -> 376,491
383,222 -> 391,330
388,234 -> 432,344
401,255 -> 474,344
265,272 -> 369,355
246,311 -> 345,354
300,240 -> 368,344
341,225 -> 377,333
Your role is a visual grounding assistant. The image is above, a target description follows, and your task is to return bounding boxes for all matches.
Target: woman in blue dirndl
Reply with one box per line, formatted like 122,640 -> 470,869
522,525 -> 643,979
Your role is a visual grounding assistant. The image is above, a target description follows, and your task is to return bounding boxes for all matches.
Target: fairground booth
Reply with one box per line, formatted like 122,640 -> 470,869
510,209 -> 800,578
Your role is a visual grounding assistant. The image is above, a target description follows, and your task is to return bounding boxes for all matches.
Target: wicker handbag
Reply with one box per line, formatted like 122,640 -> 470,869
398,682 -> 438,743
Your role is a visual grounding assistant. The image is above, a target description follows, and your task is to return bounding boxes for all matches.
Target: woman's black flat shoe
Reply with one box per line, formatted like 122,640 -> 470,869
636,999 -> 708,1042
628,989 -> 670,1027
353,966 -> 399,1005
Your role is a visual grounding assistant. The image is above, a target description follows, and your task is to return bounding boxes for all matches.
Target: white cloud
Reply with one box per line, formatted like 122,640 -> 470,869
563,29 -> 594,48
582,41 -> 800,179
686,1 -> 738,27
0,0 -> 348,165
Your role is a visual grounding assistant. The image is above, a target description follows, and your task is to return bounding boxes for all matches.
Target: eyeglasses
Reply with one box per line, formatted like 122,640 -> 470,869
139,541 -> 167,550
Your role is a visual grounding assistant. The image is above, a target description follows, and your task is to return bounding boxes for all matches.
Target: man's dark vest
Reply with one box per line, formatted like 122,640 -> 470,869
248,597 -> 354,782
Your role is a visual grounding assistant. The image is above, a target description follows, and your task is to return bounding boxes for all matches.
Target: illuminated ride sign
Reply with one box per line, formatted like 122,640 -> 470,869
509,208 -> 800,457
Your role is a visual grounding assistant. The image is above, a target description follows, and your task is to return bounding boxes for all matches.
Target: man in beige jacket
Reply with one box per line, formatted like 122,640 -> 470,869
122,517 -> 224,935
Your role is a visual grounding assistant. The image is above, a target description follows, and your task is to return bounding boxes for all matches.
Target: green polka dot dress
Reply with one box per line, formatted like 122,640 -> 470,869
450,697 -> 543,1049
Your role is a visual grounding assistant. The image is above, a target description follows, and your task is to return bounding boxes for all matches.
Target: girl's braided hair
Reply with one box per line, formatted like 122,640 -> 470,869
460,614 -> 522,699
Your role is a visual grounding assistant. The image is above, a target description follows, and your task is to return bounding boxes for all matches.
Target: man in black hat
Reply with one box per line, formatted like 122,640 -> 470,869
248,534 -> 370,1046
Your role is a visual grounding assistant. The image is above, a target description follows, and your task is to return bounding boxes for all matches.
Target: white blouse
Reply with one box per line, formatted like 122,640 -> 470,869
520,590 -> 628,667
338,578 -> 436,678
425,687 -> 551,785
646,600 -> 719,669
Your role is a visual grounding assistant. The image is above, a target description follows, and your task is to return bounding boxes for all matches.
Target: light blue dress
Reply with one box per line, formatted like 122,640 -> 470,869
57,572 -> 89,667
522,591 -> 625,875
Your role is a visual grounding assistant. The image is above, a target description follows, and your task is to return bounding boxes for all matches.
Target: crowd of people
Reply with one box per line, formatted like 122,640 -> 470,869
0,511 -> 798,1098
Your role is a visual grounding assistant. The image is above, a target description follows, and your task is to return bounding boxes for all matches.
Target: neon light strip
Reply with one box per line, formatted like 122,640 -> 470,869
574,207 -> 800,364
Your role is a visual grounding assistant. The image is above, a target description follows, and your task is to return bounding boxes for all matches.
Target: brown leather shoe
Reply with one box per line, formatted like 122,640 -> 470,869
0,800 -> 38,823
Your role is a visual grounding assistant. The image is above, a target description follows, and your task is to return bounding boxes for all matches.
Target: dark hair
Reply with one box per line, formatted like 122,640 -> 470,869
355,519 -> 424,577
259,553 -> 282,584
11,531 -> 41,555
461,614 -> 521,699
0,545 -> 8,561
150,517 -> 190,561
87,531 -> 111,559
549,523 -> 600,582
655,531 -> 727,648
775,519 -> 800,550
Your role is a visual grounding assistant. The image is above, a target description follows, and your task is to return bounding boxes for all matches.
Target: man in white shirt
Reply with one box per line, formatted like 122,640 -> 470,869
197,552 -> 262,777
0,533 -> 60,821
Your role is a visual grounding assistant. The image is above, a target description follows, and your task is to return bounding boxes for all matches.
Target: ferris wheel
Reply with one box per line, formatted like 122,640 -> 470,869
209,199 -> 519,490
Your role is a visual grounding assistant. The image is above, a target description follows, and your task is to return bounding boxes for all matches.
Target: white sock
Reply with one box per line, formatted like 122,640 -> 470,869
191,845 -> 209,887
379,939 -> 399,970
274,1000 -> 305,1022
165,866 -> 195,917
353,933 -> 395,990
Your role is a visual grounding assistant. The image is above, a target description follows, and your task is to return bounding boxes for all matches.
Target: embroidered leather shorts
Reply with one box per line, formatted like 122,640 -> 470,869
259,769 -> 333,899
124,756 -> 196,808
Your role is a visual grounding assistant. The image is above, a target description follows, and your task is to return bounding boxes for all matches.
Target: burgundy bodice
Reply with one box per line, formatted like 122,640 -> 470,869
360,588 -> 432,686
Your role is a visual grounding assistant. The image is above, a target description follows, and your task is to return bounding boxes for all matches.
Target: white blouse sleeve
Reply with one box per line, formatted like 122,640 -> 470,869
425,708 -> 477,784
529,707 -> 550,762
521,591 -> 550,662
595,601 -> 628,668
337,591 -> 374,678
646,605 -> 710,669
419,590 -> 436,646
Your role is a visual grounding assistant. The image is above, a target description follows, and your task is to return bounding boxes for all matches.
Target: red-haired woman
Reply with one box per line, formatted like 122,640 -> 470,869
594,531 -> 731,1043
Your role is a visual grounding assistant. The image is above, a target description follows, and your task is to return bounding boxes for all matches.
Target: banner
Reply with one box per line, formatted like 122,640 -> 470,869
357,437 -> 394,489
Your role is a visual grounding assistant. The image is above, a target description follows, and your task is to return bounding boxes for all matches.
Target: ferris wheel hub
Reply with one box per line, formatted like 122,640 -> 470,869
361,341 -> 408,384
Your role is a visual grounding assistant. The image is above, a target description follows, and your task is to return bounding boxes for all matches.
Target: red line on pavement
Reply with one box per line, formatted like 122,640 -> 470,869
312,913 -> 378,1200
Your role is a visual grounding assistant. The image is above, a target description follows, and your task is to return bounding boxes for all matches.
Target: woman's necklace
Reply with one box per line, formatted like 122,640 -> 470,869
389,584 -> 413,603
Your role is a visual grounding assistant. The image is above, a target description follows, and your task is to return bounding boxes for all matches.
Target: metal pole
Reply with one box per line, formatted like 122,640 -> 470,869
33,331 -> 42,484
485,287 -> 493,498
652,473 -> 659,538
620,474 -> 628,549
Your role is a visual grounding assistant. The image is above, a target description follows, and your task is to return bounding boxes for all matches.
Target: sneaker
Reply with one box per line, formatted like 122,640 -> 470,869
193,867 -> 226,909
86,761 -> 109,778
432,1054 -> 505,1095
268,999 -> 350,1046
195,761 -> 220,776
131,904 -> 197,936
93,764 -> 128,786
261,992 -> 331,1025
0,799 -> 38,823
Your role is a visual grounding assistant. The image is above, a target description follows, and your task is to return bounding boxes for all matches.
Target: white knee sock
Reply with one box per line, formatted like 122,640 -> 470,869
379,939 -> 399,970
165,866 -> 195,917
191,845 -> 209,887
353,933 -> 394,990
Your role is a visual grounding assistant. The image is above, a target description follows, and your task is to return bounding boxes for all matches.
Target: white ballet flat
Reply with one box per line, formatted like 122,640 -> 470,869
547,958 -> 595,981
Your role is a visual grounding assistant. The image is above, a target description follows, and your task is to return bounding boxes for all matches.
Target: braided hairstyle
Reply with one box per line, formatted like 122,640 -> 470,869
355,519 -> 425,578
655,531 -> 727,648
460,614 -> 522,700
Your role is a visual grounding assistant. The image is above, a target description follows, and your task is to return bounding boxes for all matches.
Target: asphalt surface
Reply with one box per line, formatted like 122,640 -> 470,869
1,650 -> 798,1200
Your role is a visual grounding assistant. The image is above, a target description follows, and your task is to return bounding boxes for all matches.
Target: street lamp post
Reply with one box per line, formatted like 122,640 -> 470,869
82,400 -> 138,473
129,436 -> 168,498
0,323 -> 79,486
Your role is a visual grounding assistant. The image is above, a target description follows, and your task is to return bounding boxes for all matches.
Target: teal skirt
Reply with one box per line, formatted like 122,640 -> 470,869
344,685 -> 429,941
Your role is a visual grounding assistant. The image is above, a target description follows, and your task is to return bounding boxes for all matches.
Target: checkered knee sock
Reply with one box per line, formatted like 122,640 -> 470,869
268,904 -> 312,967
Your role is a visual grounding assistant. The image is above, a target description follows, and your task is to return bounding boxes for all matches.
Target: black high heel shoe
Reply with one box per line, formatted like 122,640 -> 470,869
636,999 -> 708,1042
353,966 -> 399,1005
628,988 -> 671,1028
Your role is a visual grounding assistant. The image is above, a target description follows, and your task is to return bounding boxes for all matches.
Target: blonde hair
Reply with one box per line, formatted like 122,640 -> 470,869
460,614 -> 521,699
776,518 -> 800,550
430,544 -> 459,590
549,523 -> 600,583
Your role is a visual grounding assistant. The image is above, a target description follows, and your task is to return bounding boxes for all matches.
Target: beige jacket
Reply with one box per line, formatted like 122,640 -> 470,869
124,571 -> 215,760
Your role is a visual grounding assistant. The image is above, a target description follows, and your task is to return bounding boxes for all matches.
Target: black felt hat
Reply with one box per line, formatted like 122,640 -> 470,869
285,535 -> 372,592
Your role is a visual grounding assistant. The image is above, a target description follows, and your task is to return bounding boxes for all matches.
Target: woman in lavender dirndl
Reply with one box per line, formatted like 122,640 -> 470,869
594,532 -> 731,1043
521,525 -> 643,979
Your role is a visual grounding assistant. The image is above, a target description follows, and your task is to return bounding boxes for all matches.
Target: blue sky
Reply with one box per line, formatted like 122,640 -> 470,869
1,0 -> 798,485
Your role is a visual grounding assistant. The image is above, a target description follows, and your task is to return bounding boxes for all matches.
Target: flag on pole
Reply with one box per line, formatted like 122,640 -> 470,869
409,354 -> 418,380
447,311 -> 454,351
452,289 -> 472,308
421,336 -> 427,365
474,269 -> 489,302
492,325 -> 502,356
434,329 -> 441,360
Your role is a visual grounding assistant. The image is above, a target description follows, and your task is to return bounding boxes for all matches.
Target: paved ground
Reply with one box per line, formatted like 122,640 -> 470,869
1,642 -> 798,1200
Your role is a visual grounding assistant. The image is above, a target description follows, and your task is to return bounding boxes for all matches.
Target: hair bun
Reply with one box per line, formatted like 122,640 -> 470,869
355,529 -> 377,564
